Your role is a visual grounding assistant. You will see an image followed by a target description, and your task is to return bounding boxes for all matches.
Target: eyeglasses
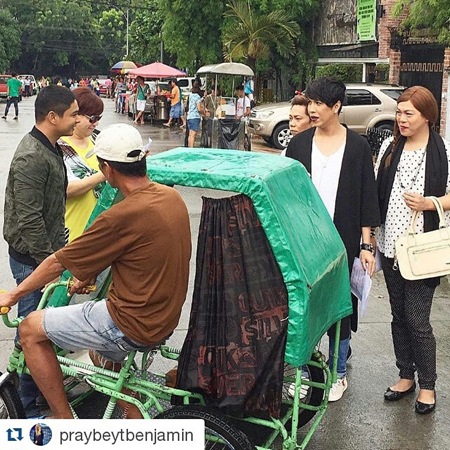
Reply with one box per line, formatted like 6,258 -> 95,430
84,114 -> 102,123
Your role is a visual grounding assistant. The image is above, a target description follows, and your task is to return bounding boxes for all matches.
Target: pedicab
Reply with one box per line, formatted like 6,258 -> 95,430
196,62 -> 254,151
0,148 -> 352,450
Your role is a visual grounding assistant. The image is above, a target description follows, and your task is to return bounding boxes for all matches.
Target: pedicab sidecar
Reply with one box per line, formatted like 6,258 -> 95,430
45,147 -> 352,449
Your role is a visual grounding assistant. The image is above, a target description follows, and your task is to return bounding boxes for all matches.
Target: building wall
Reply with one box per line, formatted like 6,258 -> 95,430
315,0 -> 357,45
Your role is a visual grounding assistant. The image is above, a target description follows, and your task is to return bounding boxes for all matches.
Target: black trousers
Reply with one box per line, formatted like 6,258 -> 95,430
381,254 -> 437,390
4,96 -> 19,117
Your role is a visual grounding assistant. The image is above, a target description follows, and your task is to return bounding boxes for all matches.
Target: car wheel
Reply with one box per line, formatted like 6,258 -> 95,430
375,122 -> 394,132
272,122 -> 291,150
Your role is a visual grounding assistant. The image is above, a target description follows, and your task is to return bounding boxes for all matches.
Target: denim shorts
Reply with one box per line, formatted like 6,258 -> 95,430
170,103 -> 182,118
187,118 -> 201,132
43,300 -> 150,362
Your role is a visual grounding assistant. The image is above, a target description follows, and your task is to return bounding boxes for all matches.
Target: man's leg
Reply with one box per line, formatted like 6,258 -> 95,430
89,350 -> 143,419
13,97 -> 19,117
3,98 -> 12,118
9,256 -> 42,417
19,311 -> 73,418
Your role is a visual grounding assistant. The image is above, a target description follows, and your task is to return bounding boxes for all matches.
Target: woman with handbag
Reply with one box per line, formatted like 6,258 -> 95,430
375,85 -> 450,414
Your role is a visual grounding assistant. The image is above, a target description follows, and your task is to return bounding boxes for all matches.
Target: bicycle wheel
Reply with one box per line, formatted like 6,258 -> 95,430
0,376 -> 26,419
156,405 -> 255,450
283,362 -> 325,428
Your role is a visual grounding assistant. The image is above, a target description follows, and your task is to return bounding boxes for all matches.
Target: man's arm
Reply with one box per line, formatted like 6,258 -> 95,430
0,254 -> 65,309
13,154 -> 59,263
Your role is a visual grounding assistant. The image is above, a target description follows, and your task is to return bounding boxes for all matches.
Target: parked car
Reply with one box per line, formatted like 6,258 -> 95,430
0,75 -> 11,100
18,74 -> 37,95
176,77 -> 206,96
248,83 -> 405,150
96,75 -> 110,97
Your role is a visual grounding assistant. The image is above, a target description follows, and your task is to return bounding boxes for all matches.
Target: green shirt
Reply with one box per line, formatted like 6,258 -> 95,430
136,84 -> 149,101
7,77 -> 22,97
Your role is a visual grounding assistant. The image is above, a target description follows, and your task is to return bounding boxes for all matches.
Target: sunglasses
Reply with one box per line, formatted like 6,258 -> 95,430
84,114 -> 102,123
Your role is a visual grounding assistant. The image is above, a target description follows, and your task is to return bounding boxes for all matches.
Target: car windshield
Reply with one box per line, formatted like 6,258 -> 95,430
380,89 -> 404,100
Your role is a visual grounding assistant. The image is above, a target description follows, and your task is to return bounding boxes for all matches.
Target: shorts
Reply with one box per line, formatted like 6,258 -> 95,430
187,118 -> 201,132
170,103 -> 182,119
136,99 -> 146,112
43,300 -> 150,363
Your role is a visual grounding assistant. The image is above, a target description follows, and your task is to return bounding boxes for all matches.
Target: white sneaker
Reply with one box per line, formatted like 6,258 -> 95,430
328,376 -> 348,402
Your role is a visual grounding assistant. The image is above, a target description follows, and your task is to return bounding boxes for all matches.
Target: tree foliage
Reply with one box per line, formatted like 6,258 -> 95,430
0,8 -> 21,72
393,0 -> 450,44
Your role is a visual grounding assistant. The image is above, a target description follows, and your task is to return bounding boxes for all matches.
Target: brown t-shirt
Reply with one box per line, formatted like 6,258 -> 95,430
55,182 -> 191,346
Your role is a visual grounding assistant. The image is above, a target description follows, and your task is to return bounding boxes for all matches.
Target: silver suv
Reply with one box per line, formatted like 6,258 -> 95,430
248,84 -> 405,150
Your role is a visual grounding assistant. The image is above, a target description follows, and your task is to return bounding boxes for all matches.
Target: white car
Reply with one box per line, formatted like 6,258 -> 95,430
248,83 -> 405,150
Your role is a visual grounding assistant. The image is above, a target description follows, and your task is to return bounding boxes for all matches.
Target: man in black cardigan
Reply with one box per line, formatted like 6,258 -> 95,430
286,77 -> 380,401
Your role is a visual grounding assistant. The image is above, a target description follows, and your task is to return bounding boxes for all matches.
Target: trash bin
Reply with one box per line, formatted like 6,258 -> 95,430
156,100 -> 168,121
210,118 -> 245,150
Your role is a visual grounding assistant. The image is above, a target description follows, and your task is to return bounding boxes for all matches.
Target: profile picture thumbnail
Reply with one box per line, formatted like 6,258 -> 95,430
30,423 -> 52,446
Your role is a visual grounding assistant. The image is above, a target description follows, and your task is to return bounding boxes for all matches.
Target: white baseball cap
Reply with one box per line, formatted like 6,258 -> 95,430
87,123 -> 146,163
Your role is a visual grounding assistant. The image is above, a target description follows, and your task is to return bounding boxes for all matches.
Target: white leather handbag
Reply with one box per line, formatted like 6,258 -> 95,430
395,196 -> 450,280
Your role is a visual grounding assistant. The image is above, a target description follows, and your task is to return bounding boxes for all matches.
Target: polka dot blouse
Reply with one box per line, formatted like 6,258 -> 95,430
374,136 -> 450,258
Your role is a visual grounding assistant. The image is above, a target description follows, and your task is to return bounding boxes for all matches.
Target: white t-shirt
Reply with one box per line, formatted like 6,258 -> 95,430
311,140 -> 346,220
375,136 -> 450,257
236,96 -> 251,119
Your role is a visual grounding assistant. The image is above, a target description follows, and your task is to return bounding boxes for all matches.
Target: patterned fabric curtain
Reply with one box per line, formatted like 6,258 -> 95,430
175,194 -> 288,419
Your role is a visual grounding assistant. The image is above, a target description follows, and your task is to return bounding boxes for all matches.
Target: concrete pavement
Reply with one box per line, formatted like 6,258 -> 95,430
0,96 -> 450,449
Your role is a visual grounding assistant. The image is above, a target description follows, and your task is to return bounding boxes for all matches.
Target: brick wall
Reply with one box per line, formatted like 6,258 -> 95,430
440,48 -> 450,137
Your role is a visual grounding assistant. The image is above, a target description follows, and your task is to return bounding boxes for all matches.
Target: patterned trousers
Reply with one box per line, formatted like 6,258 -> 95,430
381,255 -> 437,390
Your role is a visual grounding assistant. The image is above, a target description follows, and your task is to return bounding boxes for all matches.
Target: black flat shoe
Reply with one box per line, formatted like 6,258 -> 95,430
384,382 -> 416,401
415,392 -> 436,415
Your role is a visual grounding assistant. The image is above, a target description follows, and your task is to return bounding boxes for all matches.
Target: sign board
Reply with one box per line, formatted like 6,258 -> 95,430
357,0 -> 377,41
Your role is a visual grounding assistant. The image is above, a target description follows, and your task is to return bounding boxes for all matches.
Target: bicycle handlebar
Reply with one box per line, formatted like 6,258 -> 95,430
1,279 -> 96,328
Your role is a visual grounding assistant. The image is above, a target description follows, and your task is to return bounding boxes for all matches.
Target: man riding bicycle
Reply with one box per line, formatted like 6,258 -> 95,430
0,123 -> 192,419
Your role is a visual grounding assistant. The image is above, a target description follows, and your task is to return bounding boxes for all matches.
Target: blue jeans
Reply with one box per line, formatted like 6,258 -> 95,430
9,256 -> 43,417
328,336 -> 351,379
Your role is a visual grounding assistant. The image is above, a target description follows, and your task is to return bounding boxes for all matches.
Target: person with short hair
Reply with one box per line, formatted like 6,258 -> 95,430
163,79 -> 185,128
286,76 -> 380,402
0,123 -> 192,419
2,72 -> 23,120
280,94 -> 312,157
235,85 -> 251,120
3,85 -> 79,416
186,83 -> 203,147
59,87 -> 106,242
133,76 -> 149,126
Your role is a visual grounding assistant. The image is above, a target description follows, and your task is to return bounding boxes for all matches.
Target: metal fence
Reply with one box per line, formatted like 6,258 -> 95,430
366,127 -> 393,161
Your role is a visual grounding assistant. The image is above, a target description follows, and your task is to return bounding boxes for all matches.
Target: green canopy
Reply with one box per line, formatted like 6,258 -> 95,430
50,147 -> 352,366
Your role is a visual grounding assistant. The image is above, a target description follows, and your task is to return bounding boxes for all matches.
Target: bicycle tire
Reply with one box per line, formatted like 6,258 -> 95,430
155,405 -> 255,450
283,362 -> 325,429
0,376 -> 26,419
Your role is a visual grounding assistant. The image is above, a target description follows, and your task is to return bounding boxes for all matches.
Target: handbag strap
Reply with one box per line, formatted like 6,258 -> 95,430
408,196 -> 446,235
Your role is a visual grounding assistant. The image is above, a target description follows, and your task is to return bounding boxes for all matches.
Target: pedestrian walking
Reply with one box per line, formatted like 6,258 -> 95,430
2,72 -> 23,120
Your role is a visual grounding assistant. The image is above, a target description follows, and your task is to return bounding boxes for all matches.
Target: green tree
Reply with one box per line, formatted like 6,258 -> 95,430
0,8 -> 21,72
222,0 -> 300,73
393,0 -> 450,44
158,0 -> 225,73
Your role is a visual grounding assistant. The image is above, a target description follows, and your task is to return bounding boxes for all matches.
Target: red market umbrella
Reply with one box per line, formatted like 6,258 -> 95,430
110,60 -> 138,74
128,62 -> 186,78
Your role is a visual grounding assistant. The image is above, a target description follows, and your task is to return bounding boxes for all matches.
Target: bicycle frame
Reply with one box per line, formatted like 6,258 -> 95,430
2,280 -> 341,449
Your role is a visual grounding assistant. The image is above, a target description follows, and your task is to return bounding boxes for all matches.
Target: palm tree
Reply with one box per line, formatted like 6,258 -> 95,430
222,0 -> 301,73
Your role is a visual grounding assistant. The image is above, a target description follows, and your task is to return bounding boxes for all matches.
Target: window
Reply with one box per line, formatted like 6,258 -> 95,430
346,89 -> 381,106
177,79 -> 189,88
380,89 -> 404,101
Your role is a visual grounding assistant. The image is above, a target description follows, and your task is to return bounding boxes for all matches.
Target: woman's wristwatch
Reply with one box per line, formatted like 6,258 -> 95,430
360,242 -> 375,254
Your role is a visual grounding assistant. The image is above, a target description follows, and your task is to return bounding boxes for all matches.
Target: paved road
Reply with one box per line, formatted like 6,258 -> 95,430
1,96 -> 450,449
